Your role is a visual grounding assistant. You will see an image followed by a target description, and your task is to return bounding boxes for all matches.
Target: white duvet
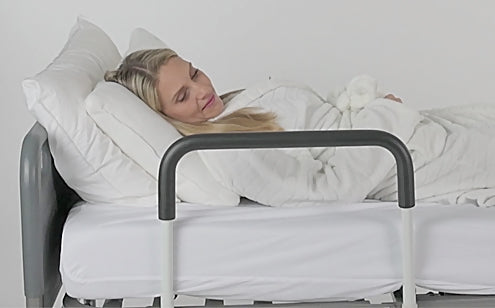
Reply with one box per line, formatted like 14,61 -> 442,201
199,76 -> 495,207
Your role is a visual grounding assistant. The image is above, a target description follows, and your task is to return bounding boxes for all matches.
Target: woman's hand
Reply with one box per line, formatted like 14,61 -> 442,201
384,94 -> 403,103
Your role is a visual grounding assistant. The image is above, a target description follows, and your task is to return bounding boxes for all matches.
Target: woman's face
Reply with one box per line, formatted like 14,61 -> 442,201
156,56 -> 224,123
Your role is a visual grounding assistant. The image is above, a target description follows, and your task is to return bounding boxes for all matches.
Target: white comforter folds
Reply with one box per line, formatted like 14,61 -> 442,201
200,77 -> 495,207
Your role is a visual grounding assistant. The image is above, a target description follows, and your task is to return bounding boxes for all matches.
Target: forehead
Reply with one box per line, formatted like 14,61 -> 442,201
157,56 -> 190,97
158,56 -> 189,81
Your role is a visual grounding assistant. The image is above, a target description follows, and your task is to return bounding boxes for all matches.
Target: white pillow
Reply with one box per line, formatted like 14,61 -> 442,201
125,27 -> 169,56
22,17 -> 157,206
85,28 -> 240,205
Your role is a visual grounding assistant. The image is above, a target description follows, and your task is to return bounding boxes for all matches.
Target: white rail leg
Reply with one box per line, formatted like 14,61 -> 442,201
401,208 -> 417,308
161,221 -> 174,308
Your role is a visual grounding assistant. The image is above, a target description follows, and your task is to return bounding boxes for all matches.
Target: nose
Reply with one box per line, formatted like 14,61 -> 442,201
193,82 -> 210,101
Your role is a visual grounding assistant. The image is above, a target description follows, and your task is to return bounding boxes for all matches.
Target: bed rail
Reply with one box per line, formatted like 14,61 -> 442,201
158,130 -> 417,308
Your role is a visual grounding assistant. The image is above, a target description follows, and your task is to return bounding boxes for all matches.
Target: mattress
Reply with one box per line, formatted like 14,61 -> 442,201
60,199 -> 495,301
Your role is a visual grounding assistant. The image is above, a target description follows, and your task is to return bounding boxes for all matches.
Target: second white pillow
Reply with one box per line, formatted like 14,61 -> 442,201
86,81 -> 240,205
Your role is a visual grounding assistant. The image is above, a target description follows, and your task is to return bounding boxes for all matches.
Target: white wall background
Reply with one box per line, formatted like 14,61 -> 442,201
1,1 -> 494,306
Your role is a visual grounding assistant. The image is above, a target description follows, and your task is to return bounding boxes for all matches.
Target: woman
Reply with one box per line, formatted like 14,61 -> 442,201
106,48 -> 495,207
105,48 -> 403,133
105,48 -> 282,135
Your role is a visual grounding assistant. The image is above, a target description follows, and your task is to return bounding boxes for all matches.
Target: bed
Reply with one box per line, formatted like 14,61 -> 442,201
20,122 -> 495,308
20,17 -> 495,308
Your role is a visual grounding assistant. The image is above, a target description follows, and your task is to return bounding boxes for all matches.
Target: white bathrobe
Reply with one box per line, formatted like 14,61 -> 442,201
200,76 -> 495,207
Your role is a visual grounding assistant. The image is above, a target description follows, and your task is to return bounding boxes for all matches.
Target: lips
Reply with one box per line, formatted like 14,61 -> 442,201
202,95 -> 215,110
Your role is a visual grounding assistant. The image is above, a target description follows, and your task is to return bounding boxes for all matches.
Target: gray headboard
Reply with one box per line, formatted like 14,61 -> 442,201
19,122 -> 81,308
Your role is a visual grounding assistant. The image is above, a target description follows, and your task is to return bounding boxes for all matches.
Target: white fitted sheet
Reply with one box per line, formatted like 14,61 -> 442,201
60,200 -> 495,301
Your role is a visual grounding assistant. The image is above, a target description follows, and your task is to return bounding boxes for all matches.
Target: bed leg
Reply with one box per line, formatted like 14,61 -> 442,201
161,221 -> 174,308
401,208 -> 417,308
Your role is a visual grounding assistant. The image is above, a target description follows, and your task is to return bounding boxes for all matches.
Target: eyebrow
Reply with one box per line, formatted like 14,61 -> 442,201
171,62 -> 193,102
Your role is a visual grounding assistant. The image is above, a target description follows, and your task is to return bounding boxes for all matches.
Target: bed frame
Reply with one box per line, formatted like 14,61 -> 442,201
20,122 -> 81,308
19,122 -> 495,308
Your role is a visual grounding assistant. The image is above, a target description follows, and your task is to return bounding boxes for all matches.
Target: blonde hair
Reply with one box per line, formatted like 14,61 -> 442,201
105,48 -> 282,135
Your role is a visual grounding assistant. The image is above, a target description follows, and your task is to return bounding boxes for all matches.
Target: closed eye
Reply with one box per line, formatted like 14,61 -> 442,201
177,65 -> 199,103
192,68 -> 199,79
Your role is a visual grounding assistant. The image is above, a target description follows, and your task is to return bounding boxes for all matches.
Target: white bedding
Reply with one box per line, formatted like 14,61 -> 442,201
200,77 -> 495,207
61,200 -> 495,301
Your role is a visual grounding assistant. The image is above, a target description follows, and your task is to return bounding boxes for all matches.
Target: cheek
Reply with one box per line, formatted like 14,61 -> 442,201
160,100 -> 183,119
160,100 -> 172,116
